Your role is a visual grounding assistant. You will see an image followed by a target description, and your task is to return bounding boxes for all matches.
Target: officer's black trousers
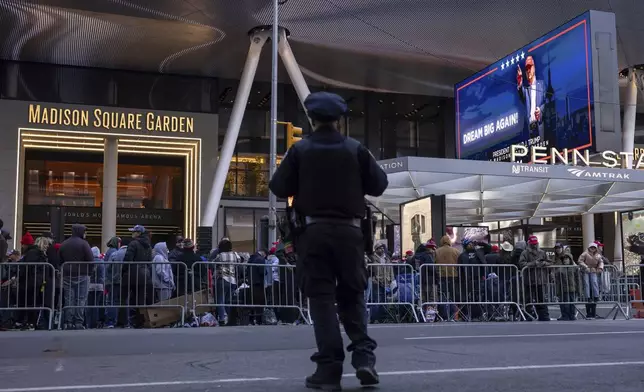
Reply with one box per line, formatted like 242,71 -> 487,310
298,223 -> 377,374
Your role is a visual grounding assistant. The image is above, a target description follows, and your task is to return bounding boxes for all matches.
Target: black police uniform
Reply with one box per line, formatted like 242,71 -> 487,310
269,92 -> 388,391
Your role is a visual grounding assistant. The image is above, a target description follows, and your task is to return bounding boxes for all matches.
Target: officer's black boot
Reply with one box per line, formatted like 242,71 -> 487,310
305,365 -> 343,391
585,304 -> 594,319
356,366 -> 379,386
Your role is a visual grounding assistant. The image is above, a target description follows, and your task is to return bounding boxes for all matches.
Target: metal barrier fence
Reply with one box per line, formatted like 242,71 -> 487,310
623,264 -> 644,319
0,262 -> 56,330
191,261 -> 307,325
418,264 -> 525,322
521,264 -> 627,320
4,260 -> 642,329
366,263 -> 419,323
58,262 -> 189,330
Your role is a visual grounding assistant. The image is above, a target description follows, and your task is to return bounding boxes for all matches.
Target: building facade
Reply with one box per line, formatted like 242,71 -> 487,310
0,60 -> 454,252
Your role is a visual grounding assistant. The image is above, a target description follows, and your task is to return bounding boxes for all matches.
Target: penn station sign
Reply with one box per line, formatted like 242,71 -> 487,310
510,145 -> 644,169
27,104 -> 194,133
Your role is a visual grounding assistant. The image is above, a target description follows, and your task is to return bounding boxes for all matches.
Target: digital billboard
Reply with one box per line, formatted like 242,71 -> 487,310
400,196 -> 432,254
445,226 -> 489,253
455,12 -> 595,162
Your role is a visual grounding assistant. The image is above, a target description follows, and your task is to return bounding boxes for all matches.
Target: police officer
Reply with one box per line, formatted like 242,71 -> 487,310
269,91 -> 388,391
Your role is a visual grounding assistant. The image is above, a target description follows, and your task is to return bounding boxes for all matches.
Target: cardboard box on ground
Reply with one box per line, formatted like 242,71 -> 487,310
140,289 -> 217,328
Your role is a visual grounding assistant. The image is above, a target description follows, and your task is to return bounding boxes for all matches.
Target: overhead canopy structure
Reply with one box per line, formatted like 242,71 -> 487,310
370,157 -> 644,225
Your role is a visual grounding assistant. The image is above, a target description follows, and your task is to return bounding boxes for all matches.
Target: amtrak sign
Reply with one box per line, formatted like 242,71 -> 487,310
567,167 -> 631,180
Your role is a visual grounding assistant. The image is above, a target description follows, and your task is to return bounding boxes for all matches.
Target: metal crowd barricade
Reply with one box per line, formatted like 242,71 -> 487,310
366,263 -> 419,323
0,262 -> 56,330
623,264 -> 644,319
520,264 -> 627,320
58,261 -> 189,329
192,261 -> 306,325
419,263 -> 525,322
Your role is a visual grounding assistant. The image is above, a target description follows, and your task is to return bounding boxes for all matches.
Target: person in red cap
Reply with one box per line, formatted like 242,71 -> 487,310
425,239 -> 437,259
20,232 -> 34,252
518,235 -> 551,321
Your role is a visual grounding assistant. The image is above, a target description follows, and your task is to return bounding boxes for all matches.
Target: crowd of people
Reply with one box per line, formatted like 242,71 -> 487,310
0,215 -> 626,330
365,235 -> 614,323
0,220 -> 302,330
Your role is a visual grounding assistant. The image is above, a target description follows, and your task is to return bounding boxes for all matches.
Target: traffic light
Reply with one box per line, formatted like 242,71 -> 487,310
286,122 -> 303,149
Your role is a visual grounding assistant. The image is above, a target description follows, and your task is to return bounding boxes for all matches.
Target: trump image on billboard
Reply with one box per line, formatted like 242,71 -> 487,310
455,12 -> 595,162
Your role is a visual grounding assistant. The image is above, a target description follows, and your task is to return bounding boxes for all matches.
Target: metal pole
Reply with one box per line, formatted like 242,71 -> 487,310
615,68 -> 639,268
268,0 -> 279,248
278,29 -> 312,125
203,30 -> 268,228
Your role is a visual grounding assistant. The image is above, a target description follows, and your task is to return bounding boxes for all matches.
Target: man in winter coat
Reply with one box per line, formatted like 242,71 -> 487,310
518,235 -> 551,321
457,239 -> 486,319
434,235 -> 460,320
553,243 -> 578,321
123,225 -> 153,327
59,224 -> 94,330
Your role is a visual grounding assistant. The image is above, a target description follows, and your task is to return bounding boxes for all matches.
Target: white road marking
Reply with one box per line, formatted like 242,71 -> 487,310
404,330 -> 644,340
354,361 -> 644,377
0,378 -> 280,392
3,361 -> 644,391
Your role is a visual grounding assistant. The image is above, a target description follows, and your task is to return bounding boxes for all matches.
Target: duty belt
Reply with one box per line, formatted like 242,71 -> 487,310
305,216 -> 361,228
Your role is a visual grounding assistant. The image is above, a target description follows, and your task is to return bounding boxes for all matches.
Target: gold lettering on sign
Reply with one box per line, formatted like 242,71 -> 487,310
28,104 -> 195,134
29,104 -> 89,127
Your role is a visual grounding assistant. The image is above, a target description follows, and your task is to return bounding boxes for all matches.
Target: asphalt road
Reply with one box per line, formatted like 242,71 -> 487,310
1,320 -> 643,391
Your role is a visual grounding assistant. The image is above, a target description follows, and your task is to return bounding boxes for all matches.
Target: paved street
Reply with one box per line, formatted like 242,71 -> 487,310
1,320 -> 643,391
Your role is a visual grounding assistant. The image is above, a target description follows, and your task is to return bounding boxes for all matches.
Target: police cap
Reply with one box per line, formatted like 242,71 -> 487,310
304,92 -> 348,122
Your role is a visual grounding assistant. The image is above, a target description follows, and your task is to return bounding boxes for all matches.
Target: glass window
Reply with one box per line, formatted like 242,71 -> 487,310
23,151 -> 184,209
225,208 -> 256,253
224,208 -> 286,253
116,163 -> 183,209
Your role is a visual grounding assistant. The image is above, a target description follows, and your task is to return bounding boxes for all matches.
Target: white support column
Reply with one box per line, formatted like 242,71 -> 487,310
202,30 -> 269,227
278,29 -> 311,115
614,68 -> 639,266
101,137 -> 118,251
582,213 -> 595,249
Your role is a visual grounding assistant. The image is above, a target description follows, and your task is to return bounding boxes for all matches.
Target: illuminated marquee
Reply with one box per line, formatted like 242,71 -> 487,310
28,104 -> 194,133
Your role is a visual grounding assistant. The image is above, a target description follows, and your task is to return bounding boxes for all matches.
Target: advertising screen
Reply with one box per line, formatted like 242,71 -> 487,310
620,210 -> 644,271
445,226 -> 490,253
400,196 -> 432,254
455,12 -> 594,162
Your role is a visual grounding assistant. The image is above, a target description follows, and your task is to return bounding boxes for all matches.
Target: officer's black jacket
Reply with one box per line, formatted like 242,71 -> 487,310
269,125 -> 388,219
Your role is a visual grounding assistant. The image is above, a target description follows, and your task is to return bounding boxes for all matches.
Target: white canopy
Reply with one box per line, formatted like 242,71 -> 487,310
370,157 -> 644,225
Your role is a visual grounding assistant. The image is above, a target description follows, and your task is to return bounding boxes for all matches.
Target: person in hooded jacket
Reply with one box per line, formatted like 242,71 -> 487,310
519,235 -> 552,321
410,244 -> 437,322
59,224 -> 94,330
553,243 -> 578,321
104,236 -> 121,265
179,239 -> 203,294
457,239 -> 486,320
248,249 -> 268,325
123,225 -> 153,328
577,242 -> 604,319
105,237 -> 129,328
152,242 -> 175,302
16,235 -> 49,329
85,247 -> 105,329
